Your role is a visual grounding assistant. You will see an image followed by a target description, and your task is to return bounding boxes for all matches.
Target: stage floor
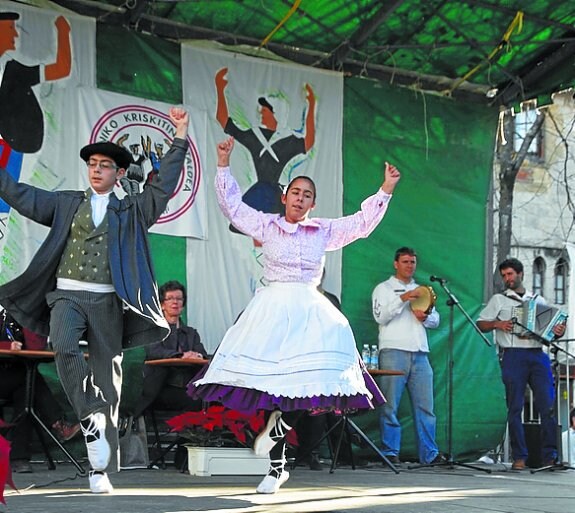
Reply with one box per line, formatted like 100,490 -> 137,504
5,458 -> 575,513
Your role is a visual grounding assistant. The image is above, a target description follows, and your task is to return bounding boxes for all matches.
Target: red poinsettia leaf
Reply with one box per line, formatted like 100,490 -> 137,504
210,415 -> 224,429
236,432 -> 247,444
225,409 -> 247,422
227,421 -> 247,443
202,420 -> 218,431
166,413 -> 190,432
249,411 -> 266,432
166,410 -> 206,431
166,406 -> 269,446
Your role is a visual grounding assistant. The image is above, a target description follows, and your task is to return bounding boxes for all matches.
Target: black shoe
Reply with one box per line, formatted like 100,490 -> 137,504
308,453 -> 323,471
11,459 -> 33,473
429,453 -> 447,465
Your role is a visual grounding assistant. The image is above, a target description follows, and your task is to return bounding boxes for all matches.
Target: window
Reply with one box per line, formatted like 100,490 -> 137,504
513,107 -> 543,159
554,258 -> 568,305
532,257 -> 545,297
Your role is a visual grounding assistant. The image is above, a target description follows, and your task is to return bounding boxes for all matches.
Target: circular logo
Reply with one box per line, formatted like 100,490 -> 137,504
89,105 -> 201,225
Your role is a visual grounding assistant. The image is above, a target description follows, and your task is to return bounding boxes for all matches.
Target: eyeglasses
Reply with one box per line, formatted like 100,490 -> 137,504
163,296 -> 184,303
86,160 -> 118,171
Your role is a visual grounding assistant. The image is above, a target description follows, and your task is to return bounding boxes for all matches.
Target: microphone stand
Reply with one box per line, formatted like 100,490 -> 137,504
409,278 -> 492,473
510,320 -> 575,474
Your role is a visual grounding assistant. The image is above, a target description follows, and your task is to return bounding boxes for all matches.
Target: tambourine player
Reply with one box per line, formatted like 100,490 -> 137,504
371,246 -> 444,465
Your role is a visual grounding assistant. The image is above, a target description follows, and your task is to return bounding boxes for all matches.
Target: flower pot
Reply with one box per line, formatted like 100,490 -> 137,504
185,446 -> 270,476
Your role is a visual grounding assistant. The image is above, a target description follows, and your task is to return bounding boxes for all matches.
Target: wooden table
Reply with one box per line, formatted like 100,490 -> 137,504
0,348 -> 85,474
368,368 -> 404,376
144,357 -> 209,366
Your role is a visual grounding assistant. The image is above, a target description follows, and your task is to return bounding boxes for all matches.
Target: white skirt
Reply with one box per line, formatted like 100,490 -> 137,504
195,282 -> 371,400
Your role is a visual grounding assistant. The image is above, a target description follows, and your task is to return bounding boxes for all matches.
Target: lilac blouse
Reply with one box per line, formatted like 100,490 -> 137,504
216,166 -> 393,286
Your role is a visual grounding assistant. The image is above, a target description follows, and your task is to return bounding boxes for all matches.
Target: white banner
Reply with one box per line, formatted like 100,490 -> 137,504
0,1 -> 95,281
181,44 -> 344,350
76,88 -> 207,238
0,84 -> 208,284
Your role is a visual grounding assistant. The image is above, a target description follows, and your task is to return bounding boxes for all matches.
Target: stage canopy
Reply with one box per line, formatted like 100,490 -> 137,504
50,0 -> 575,107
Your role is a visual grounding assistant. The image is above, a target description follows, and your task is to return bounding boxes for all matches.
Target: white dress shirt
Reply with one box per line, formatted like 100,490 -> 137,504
372,275 -> 440,352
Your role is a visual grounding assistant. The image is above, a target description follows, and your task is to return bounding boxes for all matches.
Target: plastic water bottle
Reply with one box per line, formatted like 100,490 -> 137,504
370,344 -> 379,370
362,344 -> 371,368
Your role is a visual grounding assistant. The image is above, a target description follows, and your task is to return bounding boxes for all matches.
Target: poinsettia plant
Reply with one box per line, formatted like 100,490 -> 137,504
166,405 -> 297,448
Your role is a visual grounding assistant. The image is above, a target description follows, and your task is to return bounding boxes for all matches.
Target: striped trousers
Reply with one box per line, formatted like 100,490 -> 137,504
47,289 -> 124,472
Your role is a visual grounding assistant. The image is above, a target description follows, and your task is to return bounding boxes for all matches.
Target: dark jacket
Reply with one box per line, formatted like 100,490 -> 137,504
0,138 -> 188,348
145,322 -> 207,361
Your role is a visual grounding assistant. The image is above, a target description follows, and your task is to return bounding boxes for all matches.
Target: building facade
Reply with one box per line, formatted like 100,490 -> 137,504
493,89 -> 575,461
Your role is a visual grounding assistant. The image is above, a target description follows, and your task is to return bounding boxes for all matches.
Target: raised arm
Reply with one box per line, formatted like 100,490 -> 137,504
215,68 -> 230,130
304,84 -> 316,152
44,16 -> 71,81
217,136 -> 234,167
215,137 -> 267,240
324,161 -> 401,250
135,106 -> 189,225
169,106 -> 189,140
381,162 -> 400,194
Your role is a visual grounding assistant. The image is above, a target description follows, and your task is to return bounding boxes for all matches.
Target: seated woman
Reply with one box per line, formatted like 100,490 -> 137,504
132,281 -> 208,419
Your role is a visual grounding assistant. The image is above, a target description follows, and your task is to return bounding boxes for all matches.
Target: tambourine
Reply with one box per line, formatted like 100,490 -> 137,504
410,285 -> 437,314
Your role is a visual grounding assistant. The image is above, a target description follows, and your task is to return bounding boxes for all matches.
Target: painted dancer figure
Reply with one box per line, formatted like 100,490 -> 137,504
190,136 -> 400,494
215,67 -> 315,232
0,107 -> 189,493
0,11 -> 71,212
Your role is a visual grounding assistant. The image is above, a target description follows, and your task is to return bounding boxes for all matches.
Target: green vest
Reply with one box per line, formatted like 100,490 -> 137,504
56,193 -> 112,284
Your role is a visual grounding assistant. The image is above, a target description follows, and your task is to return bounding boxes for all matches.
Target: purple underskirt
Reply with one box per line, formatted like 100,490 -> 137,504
187,366 -> 385,415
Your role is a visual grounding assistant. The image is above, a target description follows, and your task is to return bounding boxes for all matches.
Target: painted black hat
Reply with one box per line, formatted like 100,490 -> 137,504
258,97 -> 275,113
0,12 -> 20,20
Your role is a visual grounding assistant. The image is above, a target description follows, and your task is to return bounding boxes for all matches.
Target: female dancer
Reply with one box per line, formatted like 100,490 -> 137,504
190,137 -> 400,493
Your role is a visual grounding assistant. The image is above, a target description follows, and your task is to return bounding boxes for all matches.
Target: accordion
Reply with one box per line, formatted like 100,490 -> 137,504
511,300 -> 568,343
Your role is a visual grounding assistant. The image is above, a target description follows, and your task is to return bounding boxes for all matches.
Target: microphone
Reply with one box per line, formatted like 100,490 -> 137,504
430,275 -> 447,284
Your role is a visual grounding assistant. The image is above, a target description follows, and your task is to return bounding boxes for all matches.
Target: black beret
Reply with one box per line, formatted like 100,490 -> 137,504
80,142 -> 132,170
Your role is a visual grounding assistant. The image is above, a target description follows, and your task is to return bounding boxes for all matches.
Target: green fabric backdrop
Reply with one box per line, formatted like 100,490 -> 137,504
343,78 -> 506,460
41,25 -> 507,461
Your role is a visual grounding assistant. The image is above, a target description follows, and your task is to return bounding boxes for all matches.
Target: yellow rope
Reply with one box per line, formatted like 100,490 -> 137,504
449,11 -> 524,93
259,0 -> 302,48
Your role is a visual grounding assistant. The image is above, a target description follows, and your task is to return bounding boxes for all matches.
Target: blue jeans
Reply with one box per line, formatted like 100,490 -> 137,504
377,349 -> 439,463
500,348 -> 557,462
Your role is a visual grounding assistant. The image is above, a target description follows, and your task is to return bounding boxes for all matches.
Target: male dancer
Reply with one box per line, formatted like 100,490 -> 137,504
0,107 -> 189,493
